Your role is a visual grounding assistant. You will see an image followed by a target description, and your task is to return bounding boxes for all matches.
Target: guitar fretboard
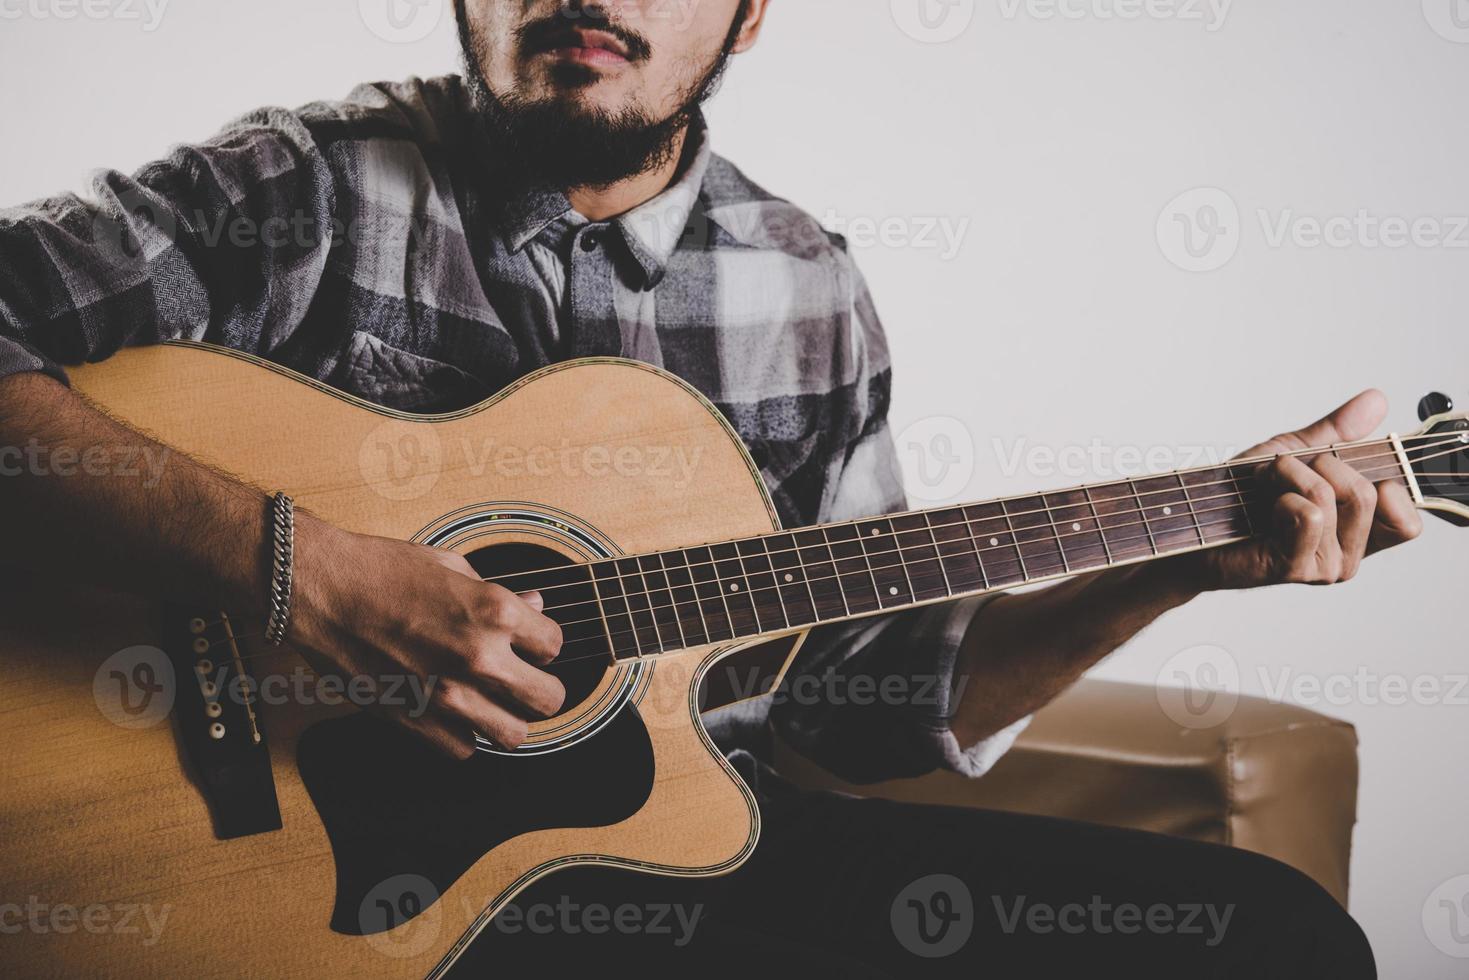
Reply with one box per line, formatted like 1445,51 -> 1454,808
508,438 -> 1413,664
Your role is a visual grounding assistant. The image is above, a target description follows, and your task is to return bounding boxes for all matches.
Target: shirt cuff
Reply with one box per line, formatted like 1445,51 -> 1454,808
912,591 -> 1032,779
0,335 -> 68,386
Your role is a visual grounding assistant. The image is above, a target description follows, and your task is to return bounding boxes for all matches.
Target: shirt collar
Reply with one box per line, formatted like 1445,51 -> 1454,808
501,117 -> 713,288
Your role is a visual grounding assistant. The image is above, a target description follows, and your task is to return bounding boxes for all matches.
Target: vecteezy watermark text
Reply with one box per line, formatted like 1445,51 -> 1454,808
0,0 -> 169,31
992,895 -> 1234,946
0,440 -> 169,487
0,898 -> 171,946
494,898 -> 704,947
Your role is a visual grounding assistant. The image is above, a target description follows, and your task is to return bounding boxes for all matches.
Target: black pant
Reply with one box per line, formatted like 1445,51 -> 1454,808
454,790 -> 1374,978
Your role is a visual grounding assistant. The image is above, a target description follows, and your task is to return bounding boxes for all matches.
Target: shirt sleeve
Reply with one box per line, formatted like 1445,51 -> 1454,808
767,256 -> 1030,784
0,104 -> 337,383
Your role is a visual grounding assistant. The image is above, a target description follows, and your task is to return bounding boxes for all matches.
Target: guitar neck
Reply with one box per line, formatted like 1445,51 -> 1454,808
575,436 -> 1417,660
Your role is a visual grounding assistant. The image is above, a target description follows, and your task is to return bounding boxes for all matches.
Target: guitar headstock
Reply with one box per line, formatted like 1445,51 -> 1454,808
1409,392 -> 1469,527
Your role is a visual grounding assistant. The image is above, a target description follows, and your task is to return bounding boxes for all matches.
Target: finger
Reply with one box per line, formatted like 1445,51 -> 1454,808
465,643 -> 567,719
520,590 -> 544,612
1272,493 -> 1328,583
432,678 -> 530,750
1265,454 -> 1340,547
1240,389 -> 1388,457
494,591 -> 563,667
1312,455 -> 1376,580
1368,480 -> 1424,555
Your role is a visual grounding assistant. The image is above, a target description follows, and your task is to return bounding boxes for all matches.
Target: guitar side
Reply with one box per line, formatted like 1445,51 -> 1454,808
0,344 -> 790,978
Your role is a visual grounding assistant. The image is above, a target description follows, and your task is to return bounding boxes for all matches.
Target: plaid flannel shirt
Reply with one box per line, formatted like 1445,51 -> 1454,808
0,75 -> 1027,784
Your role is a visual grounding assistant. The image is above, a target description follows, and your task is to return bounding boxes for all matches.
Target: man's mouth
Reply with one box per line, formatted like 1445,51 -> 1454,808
531,28 -> 635,68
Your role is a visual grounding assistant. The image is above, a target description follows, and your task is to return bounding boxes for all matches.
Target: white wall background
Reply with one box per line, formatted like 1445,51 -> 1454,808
3,1 -> 1466,974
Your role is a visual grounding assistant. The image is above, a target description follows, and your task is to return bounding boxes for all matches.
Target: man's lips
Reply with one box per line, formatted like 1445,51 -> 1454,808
534,29 -> 633,67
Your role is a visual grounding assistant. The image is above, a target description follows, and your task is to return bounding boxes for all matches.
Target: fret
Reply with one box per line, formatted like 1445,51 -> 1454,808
1082,486 -> 1114,565
589,560 -> 641,659
799,528 -> 854,619
1132,477 -> 1199,552
1038,494 -> 1070,573
921,512 -> 954,594
1127,479 -> 1161,557
1090,481 -> 1154,561
1181,467 -> 1252,544
1001,496 -> 1066,582
822,523 -> 883,613
763,534 -> 818,626
637,554 -> 685,649
1176,474 -> 1206,547
659,550 -> 709,647
613,557 -> 664,654
686,546 -> 737,643
855,519 -> 914,608
928,506 -> 988,593
1043,489 -> 1109,573
1228,464 -> 1257,535
737,538 -> 791,632
891,513 -> 950,602
711,542 -> 764,633
963,502 -> 1023,587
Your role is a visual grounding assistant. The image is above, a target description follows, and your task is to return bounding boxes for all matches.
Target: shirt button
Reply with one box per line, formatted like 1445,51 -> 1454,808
581,233 -> 600,252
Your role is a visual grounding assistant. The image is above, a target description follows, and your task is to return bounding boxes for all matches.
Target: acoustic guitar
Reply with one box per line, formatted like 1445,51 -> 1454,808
2,341 -> 1465,977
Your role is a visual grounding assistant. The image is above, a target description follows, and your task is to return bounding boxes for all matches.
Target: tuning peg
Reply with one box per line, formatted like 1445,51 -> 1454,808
1418,392 -> 1454,422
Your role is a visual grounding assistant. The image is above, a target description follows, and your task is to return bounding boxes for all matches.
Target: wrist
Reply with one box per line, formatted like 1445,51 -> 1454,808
283,511 -> 348,649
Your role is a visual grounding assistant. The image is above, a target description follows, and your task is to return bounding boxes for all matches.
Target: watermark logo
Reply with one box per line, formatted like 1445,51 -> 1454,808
1423,874 -> 1469,958
93,645 -> 175,730
1423,0 -> 1469,43
358,0 -> 442,43
1155,644 -> 1239,729
91,184 -> 178,275
1157,187 -> 1241,273
360,874 -> 443,958
892,873 -> 974,958
891,0 -> 977,43
897,416 -> 975,503
360,420 -> 444,502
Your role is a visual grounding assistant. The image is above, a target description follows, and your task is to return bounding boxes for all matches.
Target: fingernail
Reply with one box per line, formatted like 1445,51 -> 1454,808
523,591 -> 544,611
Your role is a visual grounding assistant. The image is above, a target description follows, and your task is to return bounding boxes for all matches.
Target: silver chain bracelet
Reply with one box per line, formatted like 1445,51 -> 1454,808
265,491 -> 295,646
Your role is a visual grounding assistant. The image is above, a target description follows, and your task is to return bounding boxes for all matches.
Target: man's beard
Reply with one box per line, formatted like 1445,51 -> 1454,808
457,10 -> 744,193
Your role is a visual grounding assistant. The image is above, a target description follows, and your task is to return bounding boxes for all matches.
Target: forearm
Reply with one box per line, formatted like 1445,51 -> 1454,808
0,371 -> 274,615
949,561 -> 1202,748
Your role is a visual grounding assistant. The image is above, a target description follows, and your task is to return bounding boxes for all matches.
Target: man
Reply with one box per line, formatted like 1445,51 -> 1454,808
0,1 -> 1414,974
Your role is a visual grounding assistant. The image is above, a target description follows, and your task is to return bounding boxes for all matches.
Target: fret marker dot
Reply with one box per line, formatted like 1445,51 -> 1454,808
1072,522 -> 1082,532
870,528 -> 880,536
729,583 -> 740,592
989,537 -> 1000,547
1163,506 -> 1173,516
784,573 -> 794,583
888,587 -> 899,596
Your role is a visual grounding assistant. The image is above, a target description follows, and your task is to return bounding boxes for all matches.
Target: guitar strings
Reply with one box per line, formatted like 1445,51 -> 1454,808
470,434 -> 1456,597
529,440 -> 1469,657
189,437 -> 1466,672
477,435 -> 1464,607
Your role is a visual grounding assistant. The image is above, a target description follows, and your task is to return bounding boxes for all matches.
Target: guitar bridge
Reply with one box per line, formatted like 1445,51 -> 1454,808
163,606 -> 282,839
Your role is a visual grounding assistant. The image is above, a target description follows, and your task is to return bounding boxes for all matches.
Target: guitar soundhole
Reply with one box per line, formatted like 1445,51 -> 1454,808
463,543 -> 611,713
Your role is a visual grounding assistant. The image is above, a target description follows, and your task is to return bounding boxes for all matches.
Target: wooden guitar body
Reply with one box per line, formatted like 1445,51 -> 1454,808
0,344 -> 795,978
